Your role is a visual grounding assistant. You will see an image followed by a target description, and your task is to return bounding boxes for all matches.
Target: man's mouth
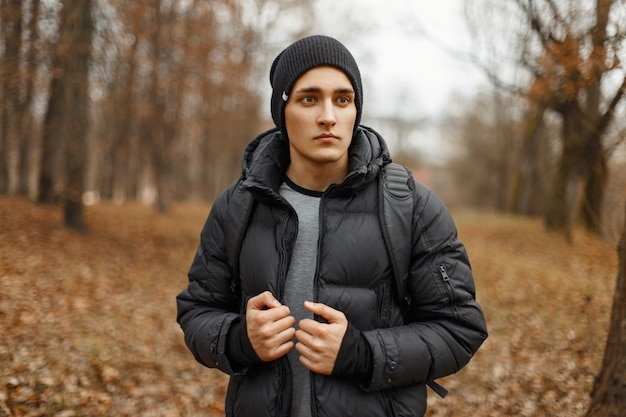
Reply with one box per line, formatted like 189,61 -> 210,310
314,133 -> 338,140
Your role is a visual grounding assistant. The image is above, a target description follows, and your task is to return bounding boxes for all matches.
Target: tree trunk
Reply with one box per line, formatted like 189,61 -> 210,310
544,155 -> 572,238
147,0 -> 189,211
579,76 -> 626,234
585,204 -> 626,416
62,0 -> 94,230
580,150 -> 608,235
545,101 -> 585,240
148,0 -> 171,213
509,101 -> 547,216
38,74 -> 65,205
113,36 -> 139,202
16,0 -> 41,198
0,0 -> 23,195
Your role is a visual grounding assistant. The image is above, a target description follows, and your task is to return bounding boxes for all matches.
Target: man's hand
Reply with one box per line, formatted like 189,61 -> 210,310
295,301 -> 348,375
246,291 -> 296,362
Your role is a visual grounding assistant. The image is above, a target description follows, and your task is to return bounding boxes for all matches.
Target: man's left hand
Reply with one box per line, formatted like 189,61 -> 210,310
295,301 -> 348,375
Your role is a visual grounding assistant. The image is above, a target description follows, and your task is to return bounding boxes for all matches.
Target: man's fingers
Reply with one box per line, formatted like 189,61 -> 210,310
303,301 -> 346,324
245,292 -> 296,362
274,340 -> 295,359
255,337 -> 295,362
257,326 -> 296,354
294,326 -> 315,346
294,323 -> 342,375
252,305 -> 293,325
248,291 -> 281,310
256,315 -> 296,337
297,318 -> 326,339
247,292 -> 291,322
295,302 -> 349,375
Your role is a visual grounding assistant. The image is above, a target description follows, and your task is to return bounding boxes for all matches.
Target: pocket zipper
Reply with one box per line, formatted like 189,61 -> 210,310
439,265 -> 460,320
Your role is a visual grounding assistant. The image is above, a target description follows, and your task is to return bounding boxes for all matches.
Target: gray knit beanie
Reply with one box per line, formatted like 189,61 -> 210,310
269,35 -> 363,137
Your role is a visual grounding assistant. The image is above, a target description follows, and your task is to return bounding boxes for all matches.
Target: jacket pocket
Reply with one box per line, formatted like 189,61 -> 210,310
376,282 -> 392,328
439,264 -> 460,320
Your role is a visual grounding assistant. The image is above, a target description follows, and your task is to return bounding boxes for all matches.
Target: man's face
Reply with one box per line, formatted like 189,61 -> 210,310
284,66 -> 357,171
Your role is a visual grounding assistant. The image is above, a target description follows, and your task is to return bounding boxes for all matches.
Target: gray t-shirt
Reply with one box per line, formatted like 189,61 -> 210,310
279,179 -> 321,417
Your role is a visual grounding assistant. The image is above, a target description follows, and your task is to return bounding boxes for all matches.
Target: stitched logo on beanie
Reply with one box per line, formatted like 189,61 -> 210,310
282,91 -> 288,102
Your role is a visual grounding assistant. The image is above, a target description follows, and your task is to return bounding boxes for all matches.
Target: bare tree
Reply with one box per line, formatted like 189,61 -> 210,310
146,0 -> 173,212
585,204 -> 626,416
38,0 -> 94,229
508,78 -> 553,216
38,70 -> 65,205
63,0 -> 93,229
526,0 -> 625,238
6,0 -> 333,214
444,90 -> 532,210
0,0 -> 44,198
466,0 -> 626,238
16,0 -> 41,197
0,0 -> 23,195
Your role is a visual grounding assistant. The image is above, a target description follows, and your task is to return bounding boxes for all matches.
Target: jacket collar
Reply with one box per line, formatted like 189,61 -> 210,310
240,126 -> 392,199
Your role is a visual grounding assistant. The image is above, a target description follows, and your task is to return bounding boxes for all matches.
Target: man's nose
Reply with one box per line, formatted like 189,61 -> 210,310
317,99 -> 337,126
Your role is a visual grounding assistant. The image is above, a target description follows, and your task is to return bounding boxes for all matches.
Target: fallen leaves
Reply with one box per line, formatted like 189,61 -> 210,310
426,210 -> 616,416
1,198 -> 228,416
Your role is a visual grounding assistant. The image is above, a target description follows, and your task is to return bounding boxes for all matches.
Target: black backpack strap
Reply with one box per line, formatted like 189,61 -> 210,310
380,162 -> 449,399
380,162 -> 414,309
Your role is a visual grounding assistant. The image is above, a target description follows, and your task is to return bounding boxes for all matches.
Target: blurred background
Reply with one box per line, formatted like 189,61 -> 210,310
2,2 -> 626,416
1,0 -> 625,241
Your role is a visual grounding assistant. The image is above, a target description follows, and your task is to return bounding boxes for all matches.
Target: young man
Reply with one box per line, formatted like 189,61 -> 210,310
176,35 -> 487,417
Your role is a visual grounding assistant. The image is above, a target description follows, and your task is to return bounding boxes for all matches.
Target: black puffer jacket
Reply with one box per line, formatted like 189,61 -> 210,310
176,126 -> 487,417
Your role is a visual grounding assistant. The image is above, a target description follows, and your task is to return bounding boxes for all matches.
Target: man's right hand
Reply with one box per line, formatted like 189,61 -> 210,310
246,291 -> 296,362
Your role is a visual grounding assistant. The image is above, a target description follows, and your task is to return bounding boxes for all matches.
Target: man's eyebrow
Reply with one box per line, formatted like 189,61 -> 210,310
294,87 -> 322,93
294,86 -> 355,94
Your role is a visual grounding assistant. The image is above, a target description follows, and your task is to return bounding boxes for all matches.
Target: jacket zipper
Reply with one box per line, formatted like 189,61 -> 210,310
309,195 -> 326,417
276,208 -> 294,416
277,211 -> 294,301
439,265 -> 460,320
276,359 -> 291,417
314,195 -> 325,305
376,282 -> 391,328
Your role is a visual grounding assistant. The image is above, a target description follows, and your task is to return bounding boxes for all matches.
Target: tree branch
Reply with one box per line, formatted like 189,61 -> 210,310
595,76 -> 626,137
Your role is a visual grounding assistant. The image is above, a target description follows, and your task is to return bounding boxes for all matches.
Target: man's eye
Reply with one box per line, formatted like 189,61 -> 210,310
337,97 -> 351,105
301,96 -> 316,104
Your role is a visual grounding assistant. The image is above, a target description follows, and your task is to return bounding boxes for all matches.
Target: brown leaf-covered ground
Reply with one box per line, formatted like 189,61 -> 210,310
0,197 -> 617,416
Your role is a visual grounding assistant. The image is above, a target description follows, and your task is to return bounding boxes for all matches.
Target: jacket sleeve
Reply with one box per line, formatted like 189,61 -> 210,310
362,181 -> 488,392
176,185 -> 249,375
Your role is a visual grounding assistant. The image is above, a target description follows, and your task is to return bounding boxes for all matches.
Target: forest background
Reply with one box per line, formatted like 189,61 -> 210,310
1,0 -> 625,238
1,0 -> 626,416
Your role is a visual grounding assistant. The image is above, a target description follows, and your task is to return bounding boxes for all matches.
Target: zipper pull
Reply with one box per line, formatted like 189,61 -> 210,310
439,265 -> 450,281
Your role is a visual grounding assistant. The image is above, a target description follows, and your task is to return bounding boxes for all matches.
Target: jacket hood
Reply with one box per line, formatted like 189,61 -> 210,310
239,126 -> 392,197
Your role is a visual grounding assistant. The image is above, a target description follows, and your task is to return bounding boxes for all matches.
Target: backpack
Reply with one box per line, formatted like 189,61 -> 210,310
223,162 -> 448,398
